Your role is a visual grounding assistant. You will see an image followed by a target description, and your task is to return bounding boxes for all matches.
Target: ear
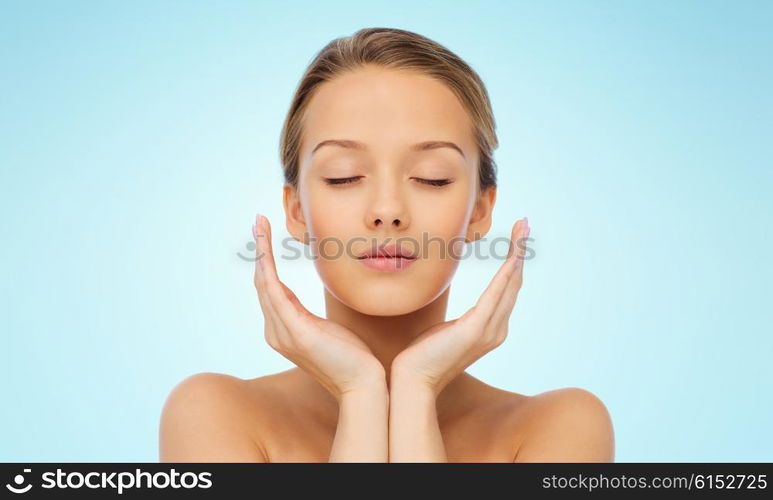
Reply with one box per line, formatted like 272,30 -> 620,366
283,183 -> 308,244
466,186 -> 496,243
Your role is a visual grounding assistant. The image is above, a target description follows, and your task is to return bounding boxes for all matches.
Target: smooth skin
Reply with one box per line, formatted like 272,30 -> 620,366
159,65 -> 614,462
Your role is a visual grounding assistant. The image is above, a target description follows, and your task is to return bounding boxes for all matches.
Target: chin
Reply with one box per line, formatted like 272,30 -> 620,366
342,291 -> 430,316
318,261 -> 454,317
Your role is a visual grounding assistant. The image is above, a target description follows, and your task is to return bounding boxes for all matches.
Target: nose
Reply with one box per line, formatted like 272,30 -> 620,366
364,177 -> 410,231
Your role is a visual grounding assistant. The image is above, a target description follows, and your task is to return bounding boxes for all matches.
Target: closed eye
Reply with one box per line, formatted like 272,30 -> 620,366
413,178 -> 453,187
323,176 -> 453,187
324,176 -> 363,185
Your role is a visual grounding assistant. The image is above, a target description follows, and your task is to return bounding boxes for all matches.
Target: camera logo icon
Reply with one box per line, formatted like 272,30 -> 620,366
6,469 -> 32,494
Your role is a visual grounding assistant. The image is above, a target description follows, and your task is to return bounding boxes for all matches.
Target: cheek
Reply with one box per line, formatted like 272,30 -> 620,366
412,192 -> 471,254
304,192 -> 362,293
304,188 -> 360,243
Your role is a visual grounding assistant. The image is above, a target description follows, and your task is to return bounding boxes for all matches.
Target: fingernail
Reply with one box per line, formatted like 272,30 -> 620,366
255,213 -> 262,227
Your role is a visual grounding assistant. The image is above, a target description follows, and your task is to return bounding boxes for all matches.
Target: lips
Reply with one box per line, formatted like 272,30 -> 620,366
356,243 -> 418,272
356,243 -> 418,260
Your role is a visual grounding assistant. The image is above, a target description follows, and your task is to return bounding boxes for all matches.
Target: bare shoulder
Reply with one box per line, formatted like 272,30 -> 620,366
158,372 -> 272,462
506,387 -> 615,462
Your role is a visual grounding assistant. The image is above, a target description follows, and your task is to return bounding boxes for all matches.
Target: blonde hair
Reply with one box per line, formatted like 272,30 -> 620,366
279,27 -> 498,193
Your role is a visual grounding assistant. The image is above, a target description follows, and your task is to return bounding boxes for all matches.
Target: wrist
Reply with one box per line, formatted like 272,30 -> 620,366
338,367 -> 388,401
339,379 -> 389,407
390,366 -> 438,400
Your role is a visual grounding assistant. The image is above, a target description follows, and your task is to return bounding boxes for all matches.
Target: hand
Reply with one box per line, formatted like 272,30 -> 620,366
391,217 -> 531,396
252,214 -> 385,402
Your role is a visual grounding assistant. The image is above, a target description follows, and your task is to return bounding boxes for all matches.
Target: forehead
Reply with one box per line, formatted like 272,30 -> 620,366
299,66 -> 477,161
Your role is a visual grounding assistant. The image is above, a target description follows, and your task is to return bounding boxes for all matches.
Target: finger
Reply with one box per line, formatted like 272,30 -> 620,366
470,218 -> 527,321
254,215 -> 310,343
255,214 -> 282,285
491,218 -> 530,335
252,213 -> 273,293
253,216 -> 282,347
255,218 -> 308,316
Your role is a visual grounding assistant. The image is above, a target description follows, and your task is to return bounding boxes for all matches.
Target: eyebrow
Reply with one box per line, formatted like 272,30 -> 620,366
311,139 -> 466,160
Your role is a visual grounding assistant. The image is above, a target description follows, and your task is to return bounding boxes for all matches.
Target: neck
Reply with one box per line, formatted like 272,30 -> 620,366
290,284 -> 482,423
324,285 -> 451,385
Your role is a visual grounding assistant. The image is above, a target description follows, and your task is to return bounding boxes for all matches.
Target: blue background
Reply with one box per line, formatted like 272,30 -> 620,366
1,0 -> 771,462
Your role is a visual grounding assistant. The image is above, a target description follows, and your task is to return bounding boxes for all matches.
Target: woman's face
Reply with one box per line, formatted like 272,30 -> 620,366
286,65 -> 494,316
